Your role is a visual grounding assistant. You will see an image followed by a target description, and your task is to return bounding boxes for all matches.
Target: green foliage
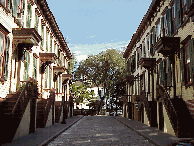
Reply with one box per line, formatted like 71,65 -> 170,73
71,84 -> 96,104
67,54 -> 77,74
74,49 -> 127,110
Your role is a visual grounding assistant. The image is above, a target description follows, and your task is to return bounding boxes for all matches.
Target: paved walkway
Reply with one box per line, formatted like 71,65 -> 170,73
3,115 -> 193,146
47,116 -> 156,146
114,116 -> 193,146
3,116 -> 83,146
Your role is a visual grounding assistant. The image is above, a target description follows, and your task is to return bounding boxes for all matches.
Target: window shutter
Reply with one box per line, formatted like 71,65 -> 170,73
160,60 -> 164,85
180,47 -> 185,85
166,8 -> 172,36
127,59 -> 130,73
153,27 -> 156,45
167,58 -> 172,86
189,39 -> 194,82
12,0 -> 18,17
160,17 -> 164,37
149,34 -> 153,55
175,0 -> 181,31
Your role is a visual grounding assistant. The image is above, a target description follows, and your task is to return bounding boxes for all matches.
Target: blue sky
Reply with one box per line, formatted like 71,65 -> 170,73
47,0 -> 152,62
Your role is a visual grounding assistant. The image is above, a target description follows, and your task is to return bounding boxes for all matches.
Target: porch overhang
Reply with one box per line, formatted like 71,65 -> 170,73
154,37 -> 180,57
39,53 -> 57,63
138,58 -> 156,69
53,66 -> 66,74
62,74 -> 73,81
12,28 -> 42,51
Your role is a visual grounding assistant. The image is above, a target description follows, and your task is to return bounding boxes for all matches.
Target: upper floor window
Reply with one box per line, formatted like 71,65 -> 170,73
34,14 -> 39,31
156,20 -> 161,41
41,21 -> 44,47
131,55 -> 136,73
182,0 -> 192,14
0,0 -> 6,6
26,2 -> 32,28
164,8 -> 172,36
181,38 -> 194,85
50,36 -> 52,52
23,50 -> 30,81
0,31 -> 10,82
33,56 -> 37,80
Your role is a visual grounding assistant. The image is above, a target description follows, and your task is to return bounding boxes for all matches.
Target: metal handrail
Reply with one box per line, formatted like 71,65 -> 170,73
11,78 -> 36,115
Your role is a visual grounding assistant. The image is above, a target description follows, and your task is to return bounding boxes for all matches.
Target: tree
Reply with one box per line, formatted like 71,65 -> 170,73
67,54 -> 77,74
74,49 -> 126,113
71,83 -> 96,109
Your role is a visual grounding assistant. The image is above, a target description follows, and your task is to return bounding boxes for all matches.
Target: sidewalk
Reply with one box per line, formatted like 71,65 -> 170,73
114,116 -> 193,146
3,115 -> 83,146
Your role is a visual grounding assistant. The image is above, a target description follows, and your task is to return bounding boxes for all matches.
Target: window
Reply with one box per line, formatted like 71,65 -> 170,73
0,31 -> 10,81
152,27 -> 156,45
160,17 -> 164,37
0,0 -> 6,7
142,43 -> 146,57
171,3 -> 176,34
45,68 -> 48,88
174,0 -> 181,31
131,55 -> 136,73
182,0 -> 192,14
46,31 -> 49,51
159,60 -> 165,86
33,56 -> 37,80
181,39 -> 194,85
26,2 -> 32,28
34,14 -> 39,31
164,8 -> 172,36
50,36 -> 52,52
157,20 -> 161,41
0,31 -> 5,80
49,68 -> 52,89
166,58 -> 172,87
23,51 -> 30,81
185,43 -> 191,83
41,21 -> 44,47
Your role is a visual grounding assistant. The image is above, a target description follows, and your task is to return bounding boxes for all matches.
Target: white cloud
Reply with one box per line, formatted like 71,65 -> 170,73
76,55 -> 88,62
68,40 -> 130,61
73,51 -> 81,55
87,35 -> 96,39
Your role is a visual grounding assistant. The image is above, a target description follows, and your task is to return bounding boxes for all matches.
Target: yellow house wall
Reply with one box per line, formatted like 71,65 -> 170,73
13,101 -> 30,140
144,107 -> 149,126
46,105 -> 53,127
163,105 -> 176,136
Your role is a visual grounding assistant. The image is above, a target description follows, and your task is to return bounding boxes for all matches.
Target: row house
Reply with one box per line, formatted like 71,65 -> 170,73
0,0 -> 73,144
123,0 -> 194,138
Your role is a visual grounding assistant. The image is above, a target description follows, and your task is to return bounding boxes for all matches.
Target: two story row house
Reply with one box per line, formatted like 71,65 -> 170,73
0,0 -> 73,143
123,0 -> 194,137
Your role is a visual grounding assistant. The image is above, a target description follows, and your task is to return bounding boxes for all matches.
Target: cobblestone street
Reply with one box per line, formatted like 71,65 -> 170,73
47,116 -> 155,146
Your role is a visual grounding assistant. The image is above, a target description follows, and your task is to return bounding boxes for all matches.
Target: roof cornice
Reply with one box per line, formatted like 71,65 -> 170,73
123,0 -> 163,58
35,0 -> 72,59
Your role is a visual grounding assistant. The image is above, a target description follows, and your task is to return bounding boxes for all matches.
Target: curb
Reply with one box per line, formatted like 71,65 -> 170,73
114,117 -> 161,146
38,116 -> 84,146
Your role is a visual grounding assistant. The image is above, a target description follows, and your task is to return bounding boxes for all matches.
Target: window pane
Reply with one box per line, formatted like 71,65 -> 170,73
0,56 -> 2,76
0,32 -> 5,54
0,0 -> 5,6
